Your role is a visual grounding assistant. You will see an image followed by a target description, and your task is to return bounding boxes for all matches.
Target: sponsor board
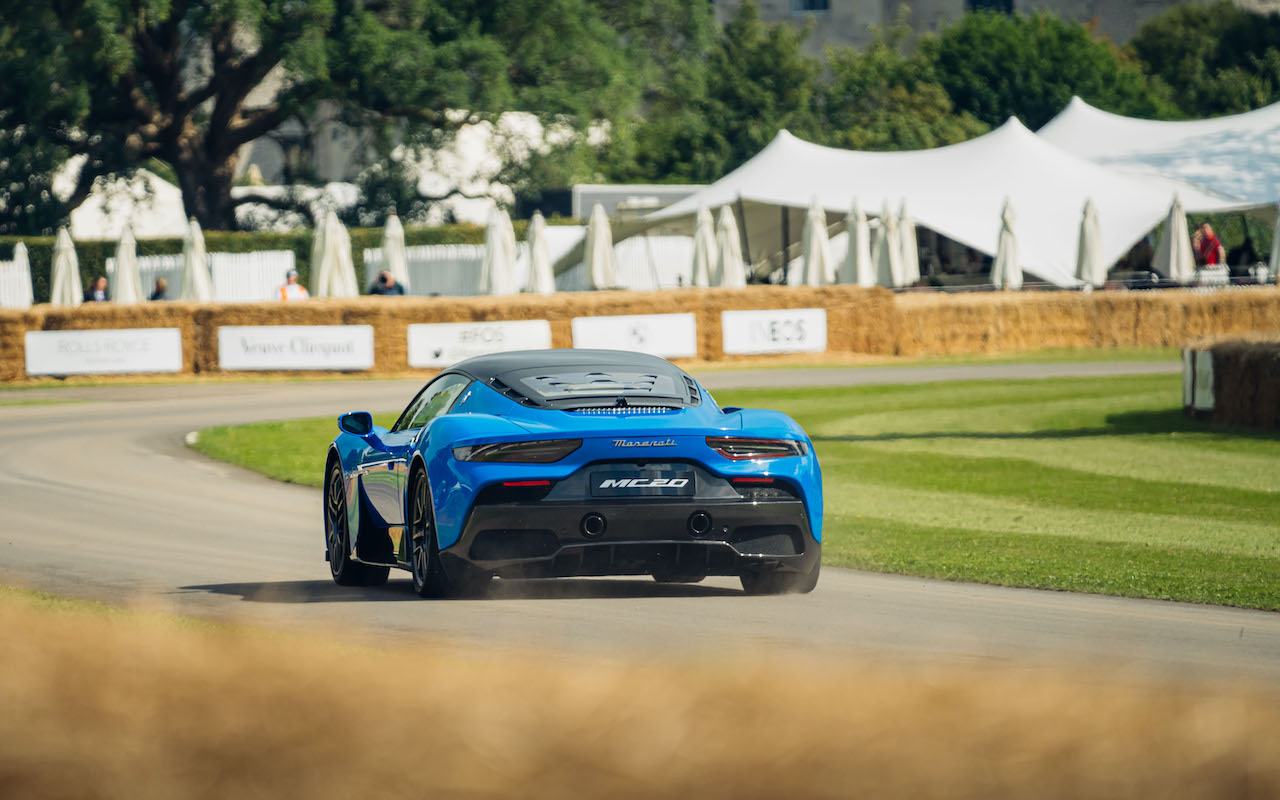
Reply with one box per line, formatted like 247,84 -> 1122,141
721,308 -> 827,355
407,320 -> 552,368
570,313 -> 698,359
1193,350 -> 1215,411
218,325 -> 374,371
25,328 -> 183,376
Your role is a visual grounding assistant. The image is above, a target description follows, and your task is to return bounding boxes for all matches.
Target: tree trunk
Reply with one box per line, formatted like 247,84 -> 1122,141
173,146 -> 240,231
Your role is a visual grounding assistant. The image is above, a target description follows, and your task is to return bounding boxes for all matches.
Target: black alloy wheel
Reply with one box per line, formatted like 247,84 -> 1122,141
326,461 -> 390,587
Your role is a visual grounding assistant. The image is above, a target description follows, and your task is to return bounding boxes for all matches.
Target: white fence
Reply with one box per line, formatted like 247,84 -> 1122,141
555,234 -> 694,292
364,232 -> 697,297
364,243 -> 504,297
0,258 -> 33,309
106,250 -> 295,302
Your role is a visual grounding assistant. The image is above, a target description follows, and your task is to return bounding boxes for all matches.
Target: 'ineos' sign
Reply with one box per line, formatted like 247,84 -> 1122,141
721,309 -> 827,355
218,325 -> 374,371
407,320 -> 552,368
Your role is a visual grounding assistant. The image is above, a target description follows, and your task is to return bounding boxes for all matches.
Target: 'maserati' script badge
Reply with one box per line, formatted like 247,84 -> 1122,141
612,439 -> 677,448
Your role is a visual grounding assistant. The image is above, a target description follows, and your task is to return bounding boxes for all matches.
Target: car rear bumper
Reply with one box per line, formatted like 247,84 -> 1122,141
444,499 -> 819,579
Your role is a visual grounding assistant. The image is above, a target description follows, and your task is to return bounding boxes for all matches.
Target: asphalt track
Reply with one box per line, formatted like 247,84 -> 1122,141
4,359 -> 1280,682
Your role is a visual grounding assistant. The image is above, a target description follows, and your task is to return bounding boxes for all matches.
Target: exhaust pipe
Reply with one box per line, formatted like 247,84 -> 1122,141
581,513 -> 607,538
687,511 -> 712,537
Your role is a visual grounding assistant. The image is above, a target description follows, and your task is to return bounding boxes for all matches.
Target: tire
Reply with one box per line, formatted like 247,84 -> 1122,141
325,461 -> 389,587
739,559 -> 820,596
408,467 -> 490,599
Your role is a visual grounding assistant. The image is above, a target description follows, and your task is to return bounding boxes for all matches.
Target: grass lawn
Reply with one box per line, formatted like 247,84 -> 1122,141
191,372 -> 1280,610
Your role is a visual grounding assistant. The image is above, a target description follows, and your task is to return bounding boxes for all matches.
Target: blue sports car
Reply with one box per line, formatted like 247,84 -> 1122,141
324,349 -> 822,597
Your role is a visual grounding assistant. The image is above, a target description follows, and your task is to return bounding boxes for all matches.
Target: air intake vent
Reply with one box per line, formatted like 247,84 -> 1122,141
683,376 -> 702,406
490,378 -> 539,407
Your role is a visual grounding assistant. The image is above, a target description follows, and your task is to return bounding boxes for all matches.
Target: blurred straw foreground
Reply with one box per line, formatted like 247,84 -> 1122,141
3,594 -> 1279,800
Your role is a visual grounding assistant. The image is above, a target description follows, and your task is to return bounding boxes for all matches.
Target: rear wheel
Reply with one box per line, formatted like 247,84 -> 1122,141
325,461 -> 389,586
409,468 -> 490,599
739,559 -> 820,596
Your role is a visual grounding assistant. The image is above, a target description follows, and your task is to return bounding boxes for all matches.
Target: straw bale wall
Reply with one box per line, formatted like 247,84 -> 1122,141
1199,338 -> 1280,430
2,287 -> 1278,381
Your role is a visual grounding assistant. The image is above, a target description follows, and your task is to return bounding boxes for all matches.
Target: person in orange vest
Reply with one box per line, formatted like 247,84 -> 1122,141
278,269 -> 310,301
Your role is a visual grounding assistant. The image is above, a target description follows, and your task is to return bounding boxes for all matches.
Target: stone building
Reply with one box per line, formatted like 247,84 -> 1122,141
712,0 -> 1280,52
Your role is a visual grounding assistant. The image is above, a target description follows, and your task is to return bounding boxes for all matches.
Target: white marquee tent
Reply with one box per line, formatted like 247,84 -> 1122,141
1039,96 -> 1280,206
639,120 -> 1262,287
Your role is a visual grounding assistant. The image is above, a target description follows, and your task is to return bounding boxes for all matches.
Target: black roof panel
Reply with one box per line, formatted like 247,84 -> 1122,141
451,349 -> 700,409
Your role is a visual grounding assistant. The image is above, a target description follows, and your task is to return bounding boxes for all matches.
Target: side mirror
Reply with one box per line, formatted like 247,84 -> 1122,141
338,411 -> 373,436
721,407 -> 742,414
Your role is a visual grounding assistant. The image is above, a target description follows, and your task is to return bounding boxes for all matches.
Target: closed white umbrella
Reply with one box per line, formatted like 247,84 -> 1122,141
841,199 -> 874,287
309,212 -> 330,297
314,210 -> 358,298
525,211 -> 555,294
381,212 -> 410,291
715,206 -> 747,288
584,203 -> 616,290
112,222 -> 144,304
991,199 -> 1023,291
480,205 -> 519,296
1153,195 -> 1195,283
179,217 -> 213,301
898,200 -> 921,286
332,211 -> 360,297
49,227 -> 82,307
872,202 -> 903,287
690,205 -> 717,288
800,196 -> 832,287
1075,198 -> 1104,288
1270,202 -> 1280,285
11,242 -> 32,308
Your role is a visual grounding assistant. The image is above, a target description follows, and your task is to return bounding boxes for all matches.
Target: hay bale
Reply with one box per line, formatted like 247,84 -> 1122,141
0,309 -> 44,382
1205,338 -> 1280,429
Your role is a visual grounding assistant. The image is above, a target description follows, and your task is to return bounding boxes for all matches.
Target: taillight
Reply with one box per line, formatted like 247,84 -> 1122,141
706,437 -> 807,460
452,439 -> 582,463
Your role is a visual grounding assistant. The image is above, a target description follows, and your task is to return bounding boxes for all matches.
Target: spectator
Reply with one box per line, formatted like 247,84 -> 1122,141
83,276 -> 109,302
278,269 -> 309,301
1192,222 -> 1225,267
149,277 -> 168,301
368,270 -> 405,296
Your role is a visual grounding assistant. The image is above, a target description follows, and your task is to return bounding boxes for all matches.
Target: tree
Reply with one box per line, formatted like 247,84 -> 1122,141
1131,1 -> 1280,117
817,18 -> 988,152
921,11 -> 1171,130
617,1 -> 820,183
0,0 -> 650,233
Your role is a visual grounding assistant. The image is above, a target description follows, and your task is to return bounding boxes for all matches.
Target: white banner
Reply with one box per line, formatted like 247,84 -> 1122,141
218,325 -> 374,371
721,308 -> 827,355
407,320 -> 553,368
570,313 -> 698,359
25,328 -> 183,376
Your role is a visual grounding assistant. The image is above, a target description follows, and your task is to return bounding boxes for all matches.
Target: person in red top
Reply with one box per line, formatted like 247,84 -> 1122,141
1192,222 -> 1225,266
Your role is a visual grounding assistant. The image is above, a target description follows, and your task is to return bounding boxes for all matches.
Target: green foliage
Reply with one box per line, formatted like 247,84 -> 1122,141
817,19 -> 989,151
922,11 -> 1171,129
0,0 -> 666,233
618,1 -> 820,183
1131,1 -> 1280,117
